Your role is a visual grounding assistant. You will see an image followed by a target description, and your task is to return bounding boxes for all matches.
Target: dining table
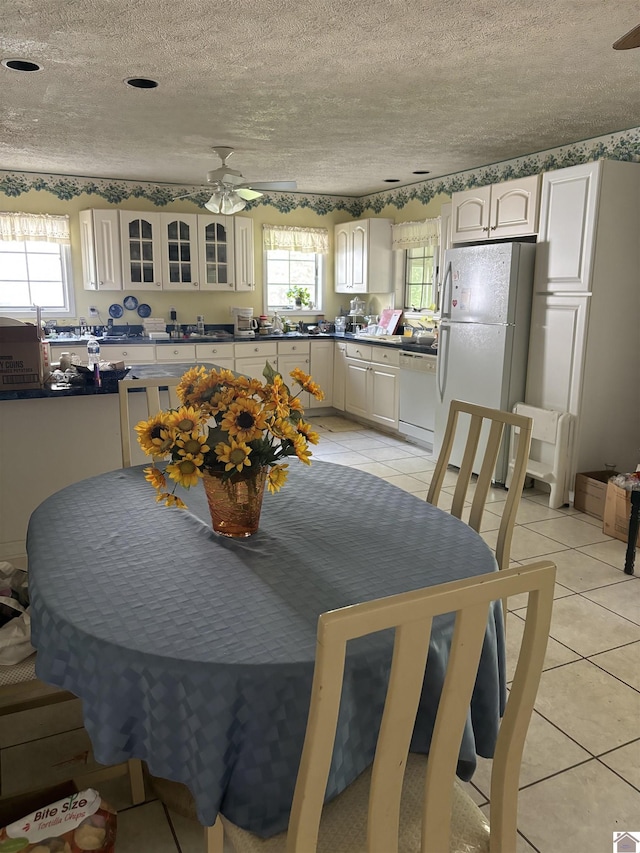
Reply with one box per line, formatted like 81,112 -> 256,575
27,459 -> 504,837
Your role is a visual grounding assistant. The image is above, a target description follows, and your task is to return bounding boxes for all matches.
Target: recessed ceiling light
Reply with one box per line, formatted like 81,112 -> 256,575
2,58 -> 43,72
125,77 -> 159,89
412,170 -> 431,175
383,178 -> 400,183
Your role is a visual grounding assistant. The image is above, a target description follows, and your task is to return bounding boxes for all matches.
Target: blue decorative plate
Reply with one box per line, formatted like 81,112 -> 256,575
123,295 -> 139,310
108,303 -> 124,319
137,303 -> 152,318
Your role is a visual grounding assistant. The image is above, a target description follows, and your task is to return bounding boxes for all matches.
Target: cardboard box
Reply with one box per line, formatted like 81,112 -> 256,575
603,482 -> 640,546
0,324 -> 49,390
574,470 -> 618,520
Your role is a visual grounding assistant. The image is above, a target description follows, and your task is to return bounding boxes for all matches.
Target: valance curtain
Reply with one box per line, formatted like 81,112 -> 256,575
263,224 -> 329,254
0,212 -> 70,243
391,217 -> 440,250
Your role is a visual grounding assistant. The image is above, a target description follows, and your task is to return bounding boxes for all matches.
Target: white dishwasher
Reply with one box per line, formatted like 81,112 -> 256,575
398,351 -> 438,448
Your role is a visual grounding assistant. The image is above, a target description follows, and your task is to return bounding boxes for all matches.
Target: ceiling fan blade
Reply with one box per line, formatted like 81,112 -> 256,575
613,23 -> 640,49
235,188 -> 263,201
248,181 -> 297,191
172,190 -> 201,200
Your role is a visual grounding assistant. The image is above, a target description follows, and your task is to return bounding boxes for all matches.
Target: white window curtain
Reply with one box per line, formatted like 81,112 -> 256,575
263,224 -> 329,254
391,217 -> 440,250
0,212 -> 70,243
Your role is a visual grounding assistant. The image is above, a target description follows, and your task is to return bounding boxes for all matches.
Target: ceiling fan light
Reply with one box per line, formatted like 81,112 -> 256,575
221,191 -> 247,215
204,191 -> 224,213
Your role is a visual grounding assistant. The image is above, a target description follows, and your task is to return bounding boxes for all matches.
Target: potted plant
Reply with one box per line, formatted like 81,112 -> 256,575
286,285 -> 312,309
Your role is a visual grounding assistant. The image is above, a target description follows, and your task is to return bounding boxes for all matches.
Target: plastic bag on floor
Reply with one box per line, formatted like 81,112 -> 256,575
0,561 -> 34,665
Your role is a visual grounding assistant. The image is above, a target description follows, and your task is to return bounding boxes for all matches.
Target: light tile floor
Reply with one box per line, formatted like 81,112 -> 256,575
79,415 -> 639,852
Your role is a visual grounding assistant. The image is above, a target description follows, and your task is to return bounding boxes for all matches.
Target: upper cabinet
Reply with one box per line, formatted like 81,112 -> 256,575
451,175 -> 541,243
79,209 -> 122,290
81,210 -> 253,292
335,218 -> 393,293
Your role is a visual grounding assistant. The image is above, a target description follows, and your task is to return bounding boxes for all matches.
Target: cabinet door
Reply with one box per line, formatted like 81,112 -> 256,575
345,358 -> 369,418
369,363 -> 399,429
335,223 -> 351,291
490,175 -> 540,239
161,213 -> 199,291
119,212 -> 163,290
278,352 -> 311,408
79,210 -> 122,291
451,186 -> 492,242
234,216 -> 254,291
198,215 -> 235,291
235,356 -> 278,380
308,341 -> 333,408
350,221 -> 369,292
534,163 -> 600,293
332,342 -> 346,411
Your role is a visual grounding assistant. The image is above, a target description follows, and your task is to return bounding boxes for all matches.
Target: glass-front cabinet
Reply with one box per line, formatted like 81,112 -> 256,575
161,213 -> 198,291
119,212 -> 162,290
197,215 -> 235,291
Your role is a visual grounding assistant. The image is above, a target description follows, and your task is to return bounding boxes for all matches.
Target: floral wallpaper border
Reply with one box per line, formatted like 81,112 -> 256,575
0,126 -> 638,217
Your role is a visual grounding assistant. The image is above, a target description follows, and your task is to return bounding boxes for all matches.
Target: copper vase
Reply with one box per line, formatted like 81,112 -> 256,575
202,467 -> 268,537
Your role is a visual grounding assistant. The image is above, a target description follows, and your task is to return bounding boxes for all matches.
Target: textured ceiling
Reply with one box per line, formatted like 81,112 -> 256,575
1,0 -> 639,197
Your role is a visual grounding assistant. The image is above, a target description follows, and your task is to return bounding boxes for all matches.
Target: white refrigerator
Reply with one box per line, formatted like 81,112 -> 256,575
434,242 -> 536,483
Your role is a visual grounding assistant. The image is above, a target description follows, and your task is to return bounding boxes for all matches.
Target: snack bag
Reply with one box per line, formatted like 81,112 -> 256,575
0,789 -> 116,852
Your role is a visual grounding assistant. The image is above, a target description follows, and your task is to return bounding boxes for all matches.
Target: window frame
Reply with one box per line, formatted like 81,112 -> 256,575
263,248 -> 325,314
403,245 -> 436,312
0,237 -> 76,319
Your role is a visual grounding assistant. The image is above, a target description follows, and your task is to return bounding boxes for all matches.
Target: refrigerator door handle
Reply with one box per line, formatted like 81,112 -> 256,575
440,261 -> 453,319
436,323 -> 449,402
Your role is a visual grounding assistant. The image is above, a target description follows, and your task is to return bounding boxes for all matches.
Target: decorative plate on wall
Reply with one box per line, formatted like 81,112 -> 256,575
123,295 -> 139,310
108,303 -> 124,319
137,303 -> 152,318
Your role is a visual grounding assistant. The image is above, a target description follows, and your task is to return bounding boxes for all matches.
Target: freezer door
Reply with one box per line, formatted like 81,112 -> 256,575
444,243 -> 520,325
434,322 -> 515,481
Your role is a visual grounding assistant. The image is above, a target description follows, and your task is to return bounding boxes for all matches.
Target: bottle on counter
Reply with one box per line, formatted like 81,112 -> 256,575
86,335 -> 100,367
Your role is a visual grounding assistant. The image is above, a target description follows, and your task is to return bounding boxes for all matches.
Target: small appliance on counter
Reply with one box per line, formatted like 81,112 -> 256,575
232,307 -> 258,338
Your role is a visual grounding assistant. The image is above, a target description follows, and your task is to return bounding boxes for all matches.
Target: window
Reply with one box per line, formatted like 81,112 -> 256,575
404,246 -> 435,310
0,213 -> 75,317
263,224 -> 328,312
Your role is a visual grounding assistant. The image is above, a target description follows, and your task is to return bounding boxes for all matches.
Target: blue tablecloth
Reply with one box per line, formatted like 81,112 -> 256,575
27,460 -> 503,836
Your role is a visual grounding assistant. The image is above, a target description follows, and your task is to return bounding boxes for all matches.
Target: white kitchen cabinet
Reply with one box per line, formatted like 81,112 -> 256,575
525,159 -> 640,488
451,175 -> 541,243
100,344 -> 156,364
335,218 -> 393,293
277,340 -> 311,408
156,344 -> 196,362
308,340 -> 333,409
79,209 -> 122,290
161,213 -> 200,291
197,214 -> 235,291
345,342 -> 399,429
119,211 -> 163,290
332,340 -> 347,411
233,216 -> 255,291
195,342 -> 235,370
234,342 -> 278,380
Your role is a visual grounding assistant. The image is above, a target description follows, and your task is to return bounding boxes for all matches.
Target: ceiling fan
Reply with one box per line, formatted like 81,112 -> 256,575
174,147 -> 297,213
613,23 -> 640,49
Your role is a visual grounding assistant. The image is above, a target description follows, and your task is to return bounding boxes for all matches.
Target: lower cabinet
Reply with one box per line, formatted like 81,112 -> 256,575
234,342 -> 278,380
309,340 -> 333,409
278,341 -> 311,408
194,343 -> 235,370
345,342 -> 399,430
332,341 -> 347,411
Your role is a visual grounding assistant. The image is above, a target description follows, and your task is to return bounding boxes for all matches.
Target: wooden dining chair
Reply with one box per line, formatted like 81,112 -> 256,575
206,560 -> 556,853
427,400 -> 534,572
118,376 -> 182,468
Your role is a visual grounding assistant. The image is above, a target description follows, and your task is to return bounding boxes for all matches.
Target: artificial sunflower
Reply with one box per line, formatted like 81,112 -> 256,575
215,437 -> 252,473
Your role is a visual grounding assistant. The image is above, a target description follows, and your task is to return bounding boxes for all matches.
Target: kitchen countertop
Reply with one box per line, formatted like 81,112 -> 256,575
1,335 -> 437,400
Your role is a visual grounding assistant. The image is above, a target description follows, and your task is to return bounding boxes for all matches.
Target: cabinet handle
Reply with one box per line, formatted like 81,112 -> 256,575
156,281 -> 162,287
482,227 -> 490,232
291,346 -> 297,351
193,281 -> 199,287
173,350 -> 180,355
254,347 -> 259,352
490,225 -> 497,231
122,351 -> 128,356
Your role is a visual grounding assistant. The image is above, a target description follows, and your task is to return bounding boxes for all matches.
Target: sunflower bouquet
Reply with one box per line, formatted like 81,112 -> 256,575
135,362 -> 324,508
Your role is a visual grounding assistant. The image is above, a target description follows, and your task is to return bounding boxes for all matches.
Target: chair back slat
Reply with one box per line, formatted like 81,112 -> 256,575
284,561 -> 556,853
427,400 -> 533,570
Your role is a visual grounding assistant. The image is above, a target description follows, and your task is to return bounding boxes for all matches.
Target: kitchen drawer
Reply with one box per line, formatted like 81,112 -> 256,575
1,726 -> 101,796
370,345 -> 400,367
345,342 -> 373,361
156,344 -> 197,361
277,340 -> 310,356
100,344 -> 156,363
195,343 -> 235,361
234,342 -> 278,359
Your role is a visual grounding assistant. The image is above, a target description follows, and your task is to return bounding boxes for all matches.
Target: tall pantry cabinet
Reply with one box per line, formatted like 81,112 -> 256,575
525,160 -> 640,492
